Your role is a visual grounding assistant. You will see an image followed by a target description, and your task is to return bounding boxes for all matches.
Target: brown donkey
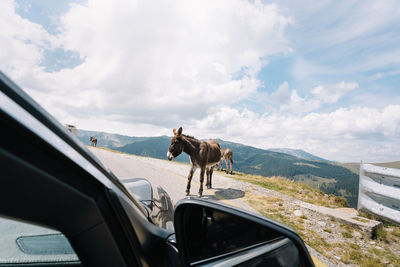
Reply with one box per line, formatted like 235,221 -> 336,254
167,127 -> 221,196
217,148 -> 234,174
90,136 -> 97,147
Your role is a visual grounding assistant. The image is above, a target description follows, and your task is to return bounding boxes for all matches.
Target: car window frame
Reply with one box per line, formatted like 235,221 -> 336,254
0,73 -> 148,266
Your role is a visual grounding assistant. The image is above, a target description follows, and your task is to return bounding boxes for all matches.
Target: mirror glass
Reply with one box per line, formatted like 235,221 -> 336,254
180,205 -> 300,266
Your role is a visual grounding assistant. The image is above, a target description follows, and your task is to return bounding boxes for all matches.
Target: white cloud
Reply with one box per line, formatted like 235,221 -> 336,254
312,81 -> 358,103
267,82 -> 319,113
282,90 -> 320,113
269,82 -> 290,104
370,72 -> 382,80
266,81 -> 357,113
1,0 -> 292,128
191,105 -> 400,162
0,0 -> 56,82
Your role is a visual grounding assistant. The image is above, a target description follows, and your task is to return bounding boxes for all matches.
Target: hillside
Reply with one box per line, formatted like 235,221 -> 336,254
215,140 -> 359,207
114,136 -> 192,163
77,129 -> 151,148
269,148 -> 330,162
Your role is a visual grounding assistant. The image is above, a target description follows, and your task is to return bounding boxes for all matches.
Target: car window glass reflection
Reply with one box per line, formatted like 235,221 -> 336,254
183,206 -> 284,263
0,216 -> 80,265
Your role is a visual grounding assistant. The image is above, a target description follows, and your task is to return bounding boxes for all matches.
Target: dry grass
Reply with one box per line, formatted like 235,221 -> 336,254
232,173 -> 348,208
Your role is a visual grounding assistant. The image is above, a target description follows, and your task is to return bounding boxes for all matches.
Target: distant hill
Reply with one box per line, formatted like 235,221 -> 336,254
78,129 -> 151,148
77,129 -> 359,207
115,136 -> 192,163
268,148 -> 330,162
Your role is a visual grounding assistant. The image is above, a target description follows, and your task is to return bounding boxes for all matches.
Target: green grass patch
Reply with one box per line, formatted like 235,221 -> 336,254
373,227 -> 387,241
342,231 -> 353,238
352,217 -> 369,223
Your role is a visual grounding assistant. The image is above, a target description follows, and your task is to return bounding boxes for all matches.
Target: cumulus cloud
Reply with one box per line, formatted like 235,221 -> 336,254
191,105 -> 400,162
266,81 -> 357,113
0,0 -> 56,83
9,0 -> 290,127
312,81 -> 358,103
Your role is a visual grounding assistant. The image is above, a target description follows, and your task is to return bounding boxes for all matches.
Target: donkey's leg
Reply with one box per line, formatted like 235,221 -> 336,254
209,167 -> 214,188
230,159 -> 233,174
224,158 -> 229,174
186,166 -> 196,195
206,168 -> 210,189
199,167 -> 205,197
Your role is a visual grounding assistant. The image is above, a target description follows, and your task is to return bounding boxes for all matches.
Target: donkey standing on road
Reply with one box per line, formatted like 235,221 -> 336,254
167,127 -> 221,197
217,148 -> 234,174
90,136 -> 97,147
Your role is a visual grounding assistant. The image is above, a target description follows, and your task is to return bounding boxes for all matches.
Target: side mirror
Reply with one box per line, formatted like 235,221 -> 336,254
174,198 -> 314,267
122,178 -> 175,231
122,178 -> 153,210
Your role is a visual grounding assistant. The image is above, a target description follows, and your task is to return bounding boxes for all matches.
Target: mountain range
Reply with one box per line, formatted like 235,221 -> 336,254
77,129 -> 359,207
268,148 -> 331,162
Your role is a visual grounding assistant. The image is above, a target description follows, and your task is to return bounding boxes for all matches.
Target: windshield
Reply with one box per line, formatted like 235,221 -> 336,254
2,0 -> 400,266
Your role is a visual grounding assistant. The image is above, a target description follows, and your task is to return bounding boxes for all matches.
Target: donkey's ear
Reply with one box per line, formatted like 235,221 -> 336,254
178,127 -> 182,136
173,128 -> 177,135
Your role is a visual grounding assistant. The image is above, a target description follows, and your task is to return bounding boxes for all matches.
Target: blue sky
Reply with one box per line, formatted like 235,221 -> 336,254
15,0 -> 85,71
2,0 -> 400,162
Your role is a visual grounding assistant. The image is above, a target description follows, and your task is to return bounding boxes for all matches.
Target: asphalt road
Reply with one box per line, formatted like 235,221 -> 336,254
88,147 -> 256,212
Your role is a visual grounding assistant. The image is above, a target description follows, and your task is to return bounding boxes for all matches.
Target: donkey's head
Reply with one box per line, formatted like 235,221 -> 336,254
167,127 -> 184,161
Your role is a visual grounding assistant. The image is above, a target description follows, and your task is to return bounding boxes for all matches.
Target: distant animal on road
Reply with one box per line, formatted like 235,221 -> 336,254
218,148 -> 234,174
167,127 -> 221,197
90,136 -> 97,147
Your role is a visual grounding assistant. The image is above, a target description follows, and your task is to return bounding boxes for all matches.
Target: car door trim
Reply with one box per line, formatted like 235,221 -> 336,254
196,238 -> 291,267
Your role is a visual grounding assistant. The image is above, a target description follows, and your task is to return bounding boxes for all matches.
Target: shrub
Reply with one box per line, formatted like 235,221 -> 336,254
334,196 -> 348,207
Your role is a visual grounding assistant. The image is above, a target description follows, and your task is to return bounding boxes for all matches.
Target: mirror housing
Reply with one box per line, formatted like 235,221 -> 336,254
122,178 -> 175,230
122,178 -> 153,210
174,198 -> 314,267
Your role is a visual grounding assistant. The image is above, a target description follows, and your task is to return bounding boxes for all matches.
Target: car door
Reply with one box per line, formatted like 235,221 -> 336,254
0,72 -> 177,266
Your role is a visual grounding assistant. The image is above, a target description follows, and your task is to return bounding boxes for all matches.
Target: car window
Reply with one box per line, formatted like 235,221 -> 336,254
0,216 -> 81,266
